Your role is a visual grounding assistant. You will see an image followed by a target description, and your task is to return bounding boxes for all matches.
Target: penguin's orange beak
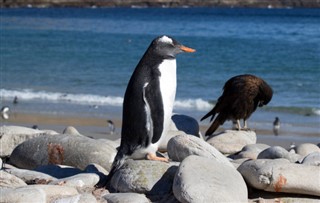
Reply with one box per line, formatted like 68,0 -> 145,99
180,45 -> 196,53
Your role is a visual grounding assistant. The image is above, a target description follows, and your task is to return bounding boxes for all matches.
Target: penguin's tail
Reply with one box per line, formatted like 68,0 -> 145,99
95,151 -> 126,189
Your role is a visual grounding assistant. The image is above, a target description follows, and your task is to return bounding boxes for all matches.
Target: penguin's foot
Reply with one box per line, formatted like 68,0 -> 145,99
146,153 -> 169,162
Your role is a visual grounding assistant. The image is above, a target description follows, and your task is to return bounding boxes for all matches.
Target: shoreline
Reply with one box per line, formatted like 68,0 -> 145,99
1,111 -> 319,148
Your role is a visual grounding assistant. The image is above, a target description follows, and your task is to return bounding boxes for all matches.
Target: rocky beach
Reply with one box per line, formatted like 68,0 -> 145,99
1,113 -> 319,202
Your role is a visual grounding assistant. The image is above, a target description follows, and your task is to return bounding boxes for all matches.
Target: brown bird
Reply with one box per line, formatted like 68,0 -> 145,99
201,74 -> 273,136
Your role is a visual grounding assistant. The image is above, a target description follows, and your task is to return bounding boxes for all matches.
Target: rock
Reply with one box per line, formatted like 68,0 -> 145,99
167,134 -> 233,167
53,193 -> 98,203
295,143 -> 320,156
206,130 -> 257,155
63,126 -> 82,135
5,167 -> 57,183
0,157 -> 2,169
301,152 -> 320,166
238,159 -> 320,196
1,185 -> 78,203
232,143 -> 270,160
111,159 -> 178,196
257,146 -> 301,163
9,134 -> 117,171
103,193 -> 150,203
49,173 -> 100,188
0,170 -> 27,188
34,164 -> 83,179
173,155 -> 248,203
159,114 -> 202,152
0,125 -> 58,157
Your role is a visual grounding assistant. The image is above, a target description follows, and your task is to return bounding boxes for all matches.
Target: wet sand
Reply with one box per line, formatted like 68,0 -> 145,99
1,111 -> 319,148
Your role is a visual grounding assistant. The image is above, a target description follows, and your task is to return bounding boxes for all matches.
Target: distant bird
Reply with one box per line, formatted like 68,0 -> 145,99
13,96 -> 18,104
105,35 -> 195,186
107,120 -> 115,135
201,74 -> 273,136
273,117 -> 280,136
1,106 -> 10,120
31,125 -> 39,130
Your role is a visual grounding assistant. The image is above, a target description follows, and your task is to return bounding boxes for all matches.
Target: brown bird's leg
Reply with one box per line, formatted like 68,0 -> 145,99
146,153 -> 169,162
236,119 -> 242,130
242,120 -> 251,131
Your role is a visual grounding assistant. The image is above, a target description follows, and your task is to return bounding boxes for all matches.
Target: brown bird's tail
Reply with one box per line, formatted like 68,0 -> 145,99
200,108 -> 216,122
205,113 -> 226,136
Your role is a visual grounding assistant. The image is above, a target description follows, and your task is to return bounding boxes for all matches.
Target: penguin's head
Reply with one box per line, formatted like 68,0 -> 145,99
151,35 -> 195,58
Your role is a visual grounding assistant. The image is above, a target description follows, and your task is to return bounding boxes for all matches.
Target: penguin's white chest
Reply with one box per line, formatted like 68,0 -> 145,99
158,59 -> 177,105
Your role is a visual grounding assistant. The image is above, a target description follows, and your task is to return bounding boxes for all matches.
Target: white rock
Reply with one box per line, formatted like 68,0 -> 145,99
63,126 -> 82,135
0,125 -> 58,157
10,134 -> 117,171
167,134 -> 233,167
257,146 -> 301,163
238,159 -> 320,196
301,152 -> 320,166
111,159 -> 178,195
233,143 -> 270,160
206,130 -> 257,154
5,167 -> 57,183
49,173 -> 100,188
103,193 -> 150,203
295,143 -> 320,156
0,170 -> 27,188
53,193 -> 98,203
173,155 -> 248,203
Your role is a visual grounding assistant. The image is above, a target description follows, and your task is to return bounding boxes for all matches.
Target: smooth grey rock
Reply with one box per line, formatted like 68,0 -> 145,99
233,143 -> 270,160
63,126 -> 82,135
173,155 -> 248,203
34,164 -> 82,179
257,146 -> 301,163
295,143 -> 320,156
49,173 -> 100,188
53,193 -> 98,203
238,159 -> 320,196
301,152 -> 320,166
10,134 -> 117,171
0,157 -> 2,169
167,134 -> 233,167
5,167 -> 57,183
1,185 -> 78,203
103,193 -> 150,203
0,170 -> 27,188
0,125 -> 58,157
159,114 -> 202,152
111,159 -> 178,195
206,130 -> 257,154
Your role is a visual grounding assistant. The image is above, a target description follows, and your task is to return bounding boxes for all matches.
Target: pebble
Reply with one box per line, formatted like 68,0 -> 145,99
167,134 -> 233,167
295,143 -> 320,156
111,159 -> 179,196
206,130 -> 257,155
238,159 -> 320,196
232,143 -> 270,160
103,193 -> 150,203
49,173 -> 100,188
9,133 -> 117,171
0,170 -> 27,188
173,155 -> 248,203
0,125 -> 58,157
301,152 -> 320,166
5,167 -> 57,183
53,193 -> 98,203
62,126 -> 82,135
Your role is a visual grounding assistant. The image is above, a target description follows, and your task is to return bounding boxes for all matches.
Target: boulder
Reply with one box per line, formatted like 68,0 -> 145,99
0,170 -> 27,188
0,125 -> 58,157
103,193 -> 150,203
257,146 -> 301,163
53,193 -> 98,203
173,155 -> 248,203
301,152 -> 320,166
49,173 -> 100,188
232,143 -> 270,160
9,134 -> 117,171
110,159 -> 178,196
295,143 -> 320,156
238,159 -> 320,196
206,130 -> 256,154
4,167 -> 57,183
167,134 -> 233,167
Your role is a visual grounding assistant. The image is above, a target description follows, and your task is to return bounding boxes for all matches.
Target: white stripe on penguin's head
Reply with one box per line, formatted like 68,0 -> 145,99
158,36 -> 174,45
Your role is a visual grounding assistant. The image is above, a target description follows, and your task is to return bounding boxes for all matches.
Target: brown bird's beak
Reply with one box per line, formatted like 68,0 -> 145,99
180,45 -> 196,53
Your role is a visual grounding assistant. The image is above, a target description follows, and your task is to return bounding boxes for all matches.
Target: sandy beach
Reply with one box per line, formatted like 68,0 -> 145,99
1,111 -> 319,148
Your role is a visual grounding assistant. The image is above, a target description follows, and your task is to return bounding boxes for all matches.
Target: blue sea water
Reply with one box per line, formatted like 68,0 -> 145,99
1,7 -> 319,135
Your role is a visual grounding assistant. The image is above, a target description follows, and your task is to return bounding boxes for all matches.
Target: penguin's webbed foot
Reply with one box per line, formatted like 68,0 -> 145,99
147,153 -> 169,163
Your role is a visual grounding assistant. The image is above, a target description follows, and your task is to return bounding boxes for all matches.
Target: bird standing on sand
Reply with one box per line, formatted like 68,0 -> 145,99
201,74 -> 273,136
107,120 -> 115,135
273,117 -> 280,136
107,35 -> 195,181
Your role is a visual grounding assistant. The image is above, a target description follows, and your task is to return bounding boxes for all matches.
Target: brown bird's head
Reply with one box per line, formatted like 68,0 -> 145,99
258,80 -> 273,107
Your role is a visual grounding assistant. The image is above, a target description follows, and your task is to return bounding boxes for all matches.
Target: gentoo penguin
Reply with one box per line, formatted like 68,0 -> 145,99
201,74 -> 273,136
1,106 -> 10,120
107,120 -> 115,135
273,117 -> 280,136
106,35 -> 195,185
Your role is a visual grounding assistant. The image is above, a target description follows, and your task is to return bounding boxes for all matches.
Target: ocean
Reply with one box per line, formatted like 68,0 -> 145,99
1,7 -> 319,137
